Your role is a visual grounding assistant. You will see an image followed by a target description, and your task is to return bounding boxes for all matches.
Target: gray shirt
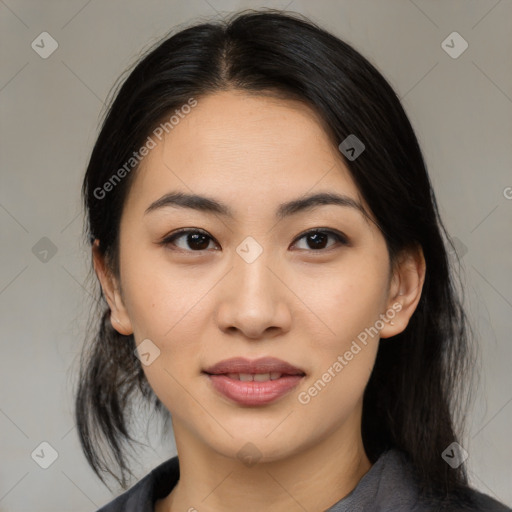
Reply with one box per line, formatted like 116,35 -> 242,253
96,449 -> 511,511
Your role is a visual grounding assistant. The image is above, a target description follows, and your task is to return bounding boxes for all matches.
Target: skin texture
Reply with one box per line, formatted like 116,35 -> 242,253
93,90 -> 426,512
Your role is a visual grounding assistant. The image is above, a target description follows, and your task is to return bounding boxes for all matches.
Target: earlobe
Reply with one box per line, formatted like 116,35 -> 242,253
91,239 -> 134,336
380,245 -> 426,339
110,314 -> 133,335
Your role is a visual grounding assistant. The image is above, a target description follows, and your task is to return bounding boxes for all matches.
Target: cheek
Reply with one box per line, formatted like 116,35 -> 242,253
303,254 -> 390,353
119,243 -> 200,339
295,263 -> 385,426
119,247 -> 211,396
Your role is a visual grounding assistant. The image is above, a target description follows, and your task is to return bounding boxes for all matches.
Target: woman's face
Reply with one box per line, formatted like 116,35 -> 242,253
100,90 -> 407,463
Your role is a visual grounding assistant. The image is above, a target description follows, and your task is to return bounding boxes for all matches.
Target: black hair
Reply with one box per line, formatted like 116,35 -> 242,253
76,8 -> 475,498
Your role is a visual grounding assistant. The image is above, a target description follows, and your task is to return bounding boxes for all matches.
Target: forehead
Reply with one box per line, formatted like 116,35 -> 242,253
125,91 -> 365,218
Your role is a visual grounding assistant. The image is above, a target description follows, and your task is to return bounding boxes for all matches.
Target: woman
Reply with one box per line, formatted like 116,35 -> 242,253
75,9 -> 511,512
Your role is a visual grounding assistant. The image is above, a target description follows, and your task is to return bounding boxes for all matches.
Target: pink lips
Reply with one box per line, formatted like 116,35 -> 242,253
203,357 -> 306,406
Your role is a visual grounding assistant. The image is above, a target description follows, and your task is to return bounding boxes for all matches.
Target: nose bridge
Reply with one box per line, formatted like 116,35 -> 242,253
233,234 -> 276,303
215,234 -> 289,337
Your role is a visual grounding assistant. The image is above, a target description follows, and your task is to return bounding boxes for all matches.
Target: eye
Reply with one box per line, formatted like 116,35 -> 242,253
160,228 -> 219,252
291,228 -> 348,251
160,227 -> 348,253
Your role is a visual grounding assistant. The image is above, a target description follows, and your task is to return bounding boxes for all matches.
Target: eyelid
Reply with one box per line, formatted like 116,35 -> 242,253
160,228 -> 219,251
290,227 -> 349,250
160,227 -> 349,252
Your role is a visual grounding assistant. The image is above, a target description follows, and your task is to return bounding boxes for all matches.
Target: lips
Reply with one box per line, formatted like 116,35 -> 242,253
224,372 -> 284,381
203,357 -> 306,406
203,356 -> 306,377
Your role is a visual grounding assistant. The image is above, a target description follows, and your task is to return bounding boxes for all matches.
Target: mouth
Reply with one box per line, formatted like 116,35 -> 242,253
210,372 -> 293,381
203,356 -> 306,377
202,357 -> 306,406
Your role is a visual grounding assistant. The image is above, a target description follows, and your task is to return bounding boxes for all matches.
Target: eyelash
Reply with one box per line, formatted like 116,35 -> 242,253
159,228 -> 349,253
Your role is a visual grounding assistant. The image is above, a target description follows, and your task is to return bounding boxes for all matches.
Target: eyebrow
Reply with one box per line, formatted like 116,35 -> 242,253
144,190 -> 369,221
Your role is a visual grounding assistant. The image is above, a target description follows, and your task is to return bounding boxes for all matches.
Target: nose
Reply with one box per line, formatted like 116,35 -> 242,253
215,248 -> 292,340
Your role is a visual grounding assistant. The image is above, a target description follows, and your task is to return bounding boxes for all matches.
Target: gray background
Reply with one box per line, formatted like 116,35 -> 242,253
1,0 -> 511,510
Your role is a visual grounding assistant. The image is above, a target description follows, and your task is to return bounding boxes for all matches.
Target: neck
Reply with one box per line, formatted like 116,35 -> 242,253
156,413 -> 372,512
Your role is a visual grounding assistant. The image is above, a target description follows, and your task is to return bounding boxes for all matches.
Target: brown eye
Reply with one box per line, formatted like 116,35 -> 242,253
292,229 -> 348,251
161,229 -> 218,251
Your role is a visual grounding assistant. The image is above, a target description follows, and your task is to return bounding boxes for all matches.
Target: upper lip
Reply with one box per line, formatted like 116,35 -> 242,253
203,357 -> 306,376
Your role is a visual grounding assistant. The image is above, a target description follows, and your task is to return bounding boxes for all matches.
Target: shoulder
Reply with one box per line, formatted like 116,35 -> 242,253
431,486 -> 512,512
375,450 -> 511,512
95,456 -> 180,512
95,474 -> 152,512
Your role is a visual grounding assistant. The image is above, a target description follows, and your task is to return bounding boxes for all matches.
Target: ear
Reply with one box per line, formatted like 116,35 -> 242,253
92,239 -> 133,336
379,244 -> 426,339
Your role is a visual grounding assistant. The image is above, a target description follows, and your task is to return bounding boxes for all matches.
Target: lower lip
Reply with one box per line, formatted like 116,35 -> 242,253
205,373 -> 304,406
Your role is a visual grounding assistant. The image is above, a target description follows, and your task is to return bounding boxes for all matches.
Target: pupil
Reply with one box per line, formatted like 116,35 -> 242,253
189,233 -> 209,250
308,232 -> 327,249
